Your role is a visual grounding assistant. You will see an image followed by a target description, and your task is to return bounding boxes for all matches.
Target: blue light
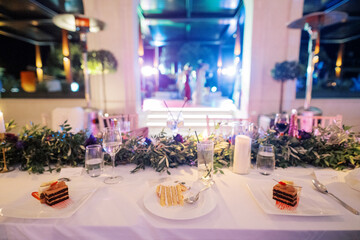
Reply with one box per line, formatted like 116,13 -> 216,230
71,82 -> 79,92
211,86 -> 217,92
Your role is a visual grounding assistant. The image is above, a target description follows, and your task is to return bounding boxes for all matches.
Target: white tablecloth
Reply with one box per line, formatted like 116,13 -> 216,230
0,165 -> 359,240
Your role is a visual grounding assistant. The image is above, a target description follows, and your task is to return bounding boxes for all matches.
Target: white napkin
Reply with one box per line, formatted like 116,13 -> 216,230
345,168 -> 360,192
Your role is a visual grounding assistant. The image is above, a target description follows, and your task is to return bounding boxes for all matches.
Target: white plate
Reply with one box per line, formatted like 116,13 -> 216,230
143,182 -> 217,220
0,181 -> 98,219
247,180 -> 340,216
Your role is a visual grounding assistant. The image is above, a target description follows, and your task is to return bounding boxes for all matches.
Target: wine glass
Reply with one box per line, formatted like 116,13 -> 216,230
102,127 -> 123,184
166,112 -> 184,134
275,113 -> 289,135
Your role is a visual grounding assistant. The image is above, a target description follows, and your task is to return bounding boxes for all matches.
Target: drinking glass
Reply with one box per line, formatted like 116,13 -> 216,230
197,141 -> 214,184
256,144 -> 275,175
85,144 -> 103,177
166,112 -> 184,134
102,127 -> 123,184
275,113 -> 289,135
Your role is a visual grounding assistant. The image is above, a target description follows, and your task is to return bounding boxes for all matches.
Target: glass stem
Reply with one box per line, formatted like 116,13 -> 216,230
111,154 -> 115,178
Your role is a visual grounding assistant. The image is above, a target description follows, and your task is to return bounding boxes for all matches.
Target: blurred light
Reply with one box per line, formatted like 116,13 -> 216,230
222,66 -> 236,76
313,55 -> 319,64
191,70 -> 196,78
335,66 -> 341,78
211,86 -> 217,92
138,57 -> 144,65
11,88 -> 19,93
141,66 -> 158,76
208,72 -> 213,78
104,113 -> 109,117
70,82 -> 79,92
331,82 -> 337,87
141,66 -> 154,76
232,33 -> 237,38
1,88 -> 5,93
234,56 -> 240,64
158,64 -> 166,74
217,68 -> 222,74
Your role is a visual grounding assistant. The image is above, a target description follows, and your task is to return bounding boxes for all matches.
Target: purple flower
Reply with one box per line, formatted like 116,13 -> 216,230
15,141 -> 25,150
174,134 -> 184,143
189,160 -> 196,166
5,133 -> 18,143
84,134 -> 97,147
145,138 -> 152,146
298,130 -> 312,140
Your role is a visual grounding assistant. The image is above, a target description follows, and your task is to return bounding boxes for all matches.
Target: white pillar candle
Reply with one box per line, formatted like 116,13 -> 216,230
0,111 -> 5,133
233,135 -> 251,174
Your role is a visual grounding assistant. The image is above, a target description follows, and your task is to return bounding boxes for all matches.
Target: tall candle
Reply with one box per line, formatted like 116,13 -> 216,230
233,135 -> 251,174
0,111 -> 5,133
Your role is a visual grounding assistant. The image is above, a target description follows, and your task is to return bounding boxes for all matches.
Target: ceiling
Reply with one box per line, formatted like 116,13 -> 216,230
0,0 -> 84,45
138,0 -> 244,48
0,0 -> 358,47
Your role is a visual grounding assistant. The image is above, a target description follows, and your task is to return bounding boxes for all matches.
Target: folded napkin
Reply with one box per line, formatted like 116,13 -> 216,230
345,168 -> 360,192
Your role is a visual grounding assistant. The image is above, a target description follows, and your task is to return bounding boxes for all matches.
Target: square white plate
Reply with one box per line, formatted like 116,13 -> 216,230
247,180 -> 340,216
0,181 -> 98,219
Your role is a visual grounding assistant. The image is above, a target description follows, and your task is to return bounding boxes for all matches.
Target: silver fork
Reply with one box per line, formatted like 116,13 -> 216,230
184,186 -> 210,204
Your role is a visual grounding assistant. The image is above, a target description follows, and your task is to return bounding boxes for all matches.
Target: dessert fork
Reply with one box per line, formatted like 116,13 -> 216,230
184,186 -> 210,204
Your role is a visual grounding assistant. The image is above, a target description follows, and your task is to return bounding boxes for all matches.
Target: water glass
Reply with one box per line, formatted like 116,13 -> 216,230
197,141 -> 214,183
85,144 -> 103,177
256,144 -> 275,175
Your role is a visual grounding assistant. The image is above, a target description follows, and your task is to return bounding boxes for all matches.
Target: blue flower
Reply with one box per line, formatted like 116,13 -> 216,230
173,134 -> 184,143
145,138 -> 152,146
298,130 -> 312,140
84,134 -> 97,147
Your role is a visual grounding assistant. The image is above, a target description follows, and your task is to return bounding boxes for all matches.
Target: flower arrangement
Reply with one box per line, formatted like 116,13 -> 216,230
1,121 -> 359,174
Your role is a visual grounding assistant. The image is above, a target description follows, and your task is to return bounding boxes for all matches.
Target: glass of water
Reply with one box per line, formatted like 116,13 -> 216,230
256,144 -> 275,175
85,144 -> 103,177
197,141 -> 214,184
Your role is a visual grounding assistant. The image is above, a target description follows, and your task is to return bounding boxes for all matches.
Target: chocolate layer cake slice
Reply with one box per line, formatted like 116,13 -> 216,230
43,181 -> 69,206
272,182 -> 298,207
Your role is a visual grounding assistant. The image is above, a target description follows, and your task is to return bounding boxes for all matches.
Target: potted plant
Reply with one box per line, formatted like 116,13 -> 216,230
87,50 -> 118,113
271,61 -> 304,113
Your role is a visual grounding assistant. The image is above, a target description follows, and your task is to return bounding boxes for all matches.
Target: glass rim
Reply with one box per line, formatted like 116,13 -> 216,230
259,143 -> 274,147
86,144 -> 102,149
197,140 -> 214,145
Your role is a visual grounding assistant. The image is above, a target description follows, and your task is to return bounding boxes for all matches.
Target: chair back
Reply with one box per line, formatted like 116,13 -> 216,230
297,114 -> 342,132
98,114 -> 138,132
51,107 -> 85,133
206,115 -> 248,136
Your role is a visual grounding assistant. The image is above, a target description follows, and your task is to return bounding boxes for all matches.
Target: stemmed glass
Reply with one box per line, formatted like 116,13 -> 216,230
274,113 -> 289,135
102,127 -> 123,184
166,112 -> 184,134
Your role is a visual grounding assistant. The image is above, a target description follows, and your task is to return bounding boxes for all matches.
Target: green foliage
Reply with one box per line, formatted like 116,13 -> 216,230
271,61 -> 305,82
3,121 -> 87,174
2,121 -> 358,175
87,50 -> 118,75
254,125 -> 360,170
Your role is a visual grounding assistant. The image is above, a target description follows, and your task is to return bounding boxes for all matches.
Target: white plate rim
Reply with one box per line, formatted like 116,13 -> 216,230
143,181 -> 217,220
247,180 -> 340,216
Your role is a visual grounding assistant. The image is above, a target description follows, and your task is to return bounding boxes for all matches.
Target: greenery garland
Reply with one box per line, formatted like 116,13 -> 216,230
1,121 -> 359,174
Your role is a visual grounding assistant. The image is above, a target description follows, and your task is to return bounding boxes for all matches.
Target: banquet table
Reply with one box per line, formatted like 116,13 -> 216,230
0,165 -> 359,240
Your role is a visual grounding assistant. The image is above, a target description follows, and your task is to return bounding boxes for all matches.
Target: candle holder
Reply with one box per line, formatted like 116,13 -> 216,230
0,133 -> 13,173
